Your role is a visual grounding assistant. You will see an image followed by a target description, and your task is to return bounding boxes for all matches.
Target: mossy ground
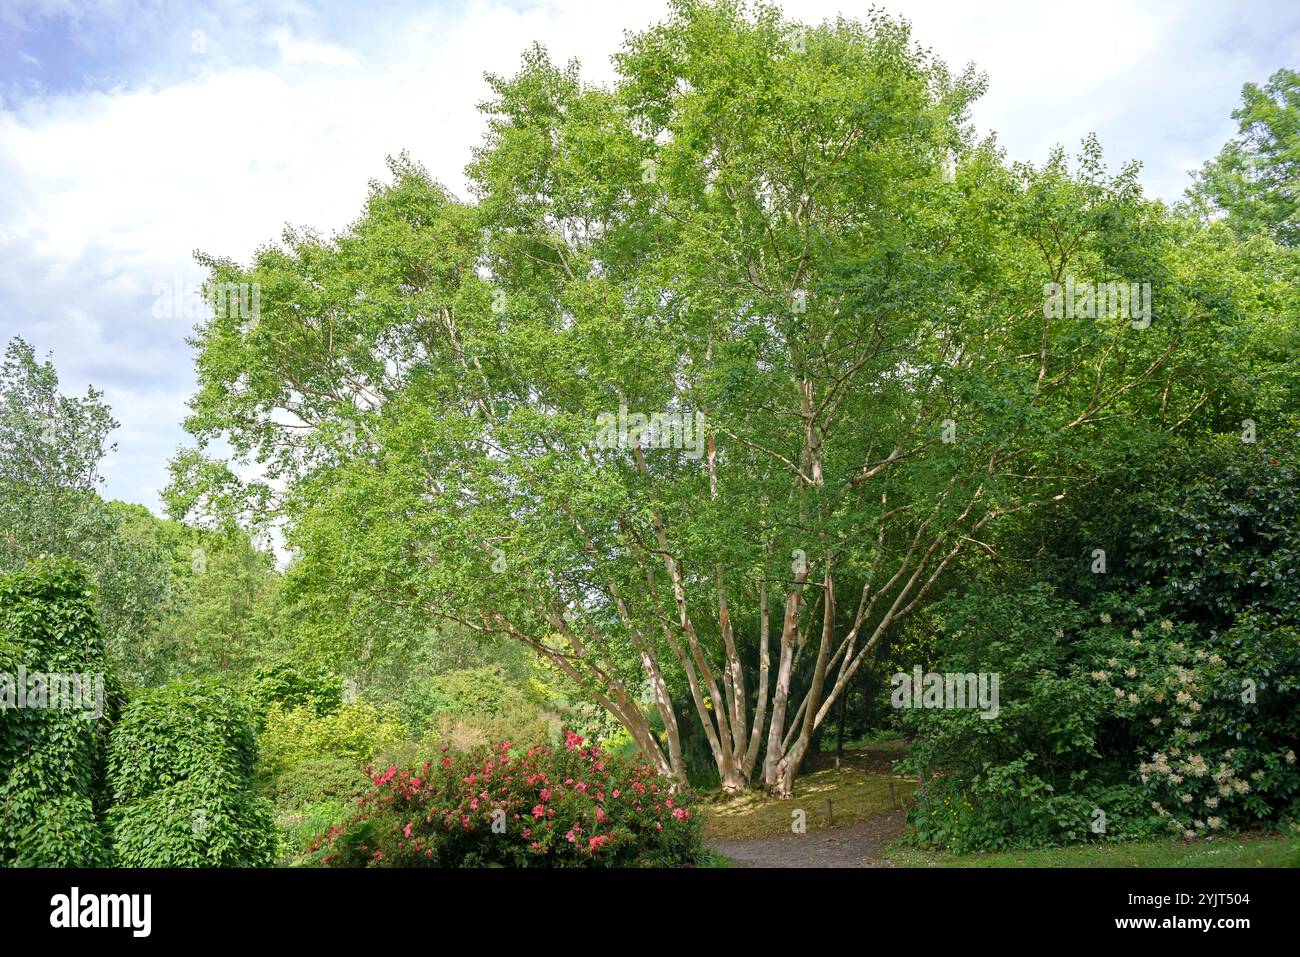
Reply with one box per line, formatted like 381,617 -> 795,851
700,742 -> 914,843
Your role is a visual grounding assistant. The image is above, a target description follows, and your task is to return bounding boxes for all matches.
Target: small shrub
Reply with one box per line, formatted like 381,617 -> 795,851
271,755 -> 371,808
259,700 -> 405,780
397,665 -> 553,737
312,732 -> 703,868
419,702 -> 560,756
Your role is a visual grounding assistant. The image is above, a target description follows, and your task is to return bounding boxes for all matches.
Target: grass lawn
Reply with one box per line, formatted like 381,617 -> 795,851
885,833 -> 1299,868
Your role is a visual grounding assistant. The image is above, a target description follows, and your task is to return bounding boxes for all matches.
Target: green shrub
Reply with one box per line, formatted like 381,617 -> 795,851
271,755 -> 371,808
420,703 -> 560,756
900,433 -> 1300,852
108,679 -> 257,801
396,665 -> 534,735
108,677 -> 274,866
11,795 -> 105,867
259,700 -> 406,780
109,781 -> 277,867
0,558 -> 115,866
901,584 -> 1300,851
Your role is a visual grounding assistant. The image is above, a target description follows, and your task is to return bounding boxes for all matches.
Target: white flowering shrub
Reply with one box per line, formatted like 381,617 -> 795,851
901,434 -> 1300,851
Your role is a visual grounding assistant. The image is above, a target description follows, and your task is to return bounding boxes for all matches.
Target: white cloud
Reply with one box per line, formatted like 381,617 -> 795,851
269,26 -> 359,67
0,0 -> 1295,513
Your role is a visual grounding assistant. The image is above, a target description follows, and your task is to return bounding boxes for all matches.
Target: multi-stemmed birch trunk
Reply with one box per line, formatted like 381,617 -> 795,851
174,3 -> 1212,795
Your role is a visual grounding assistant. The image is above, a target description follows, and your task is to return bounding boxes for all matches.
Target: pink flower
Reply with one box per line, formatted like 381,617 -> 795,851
565,731 -> 584,750
672,807 -> 689,821
588,835 -> 609,851
612,789 -> 621,799
403,821 -> 413,838
539,788 -> 552,802
532,804 -> 545,819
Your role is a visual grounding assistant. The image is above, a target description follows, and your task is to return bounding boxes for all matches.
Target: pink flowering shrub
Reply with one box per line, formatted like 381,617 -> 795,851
310,732 -> 703,867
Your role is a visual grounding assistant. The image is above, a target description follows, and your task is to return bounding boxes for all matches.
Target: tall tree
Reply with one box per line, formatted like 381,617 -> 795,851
173,1 -> 1223,794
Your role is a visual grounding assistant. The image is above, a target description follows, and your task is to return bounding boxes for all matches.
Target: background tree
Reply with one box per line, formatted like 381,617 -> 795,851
1188,68 -> 1299,246
0,338 -> 173,683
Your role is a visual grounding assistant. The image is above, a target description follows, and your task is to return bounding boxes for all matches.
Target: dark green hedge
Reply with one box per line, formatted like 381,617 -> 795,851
0,558 -> 117,866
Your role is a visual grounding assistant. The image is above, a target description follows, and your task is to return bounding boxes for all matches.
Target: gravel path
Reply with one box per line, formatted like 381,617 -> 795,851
709,808 -> 909,868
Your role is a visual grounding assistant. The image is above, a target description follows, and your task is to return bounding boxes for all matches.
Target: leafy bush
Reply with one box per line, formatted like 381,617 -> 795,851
10,794 -> 105,867
109,781 -> 278,867
386,663 -> 562,758
0,558 -> 116,866
108,677 -> 274,866
900,435 -> 1300,851
898,583 -> 1125,851
394,665 -> 555,736
420,703 -> 560,756
259,700 -> 406,780
312,732 -> 703,867
270,755 -> 371,808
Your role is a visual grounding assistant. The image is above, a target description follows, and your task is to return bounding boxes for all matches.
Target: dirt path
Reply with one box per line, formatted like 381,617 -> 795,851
709,808 -> 909,868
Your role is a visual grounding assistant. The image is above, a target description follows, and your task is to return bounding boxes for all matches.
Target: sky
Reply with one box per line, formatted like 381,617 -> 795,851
1,0 -> 1297,514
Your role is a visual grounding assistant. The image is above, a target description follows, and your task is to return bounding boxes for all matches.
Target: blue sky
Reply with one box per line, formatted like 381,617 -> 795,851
1,0 -> 1297,513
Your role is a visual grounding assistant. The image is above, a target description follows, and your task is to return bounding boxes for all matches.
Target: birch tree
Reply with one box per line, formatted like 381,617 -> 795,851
172,1 -> 1220,794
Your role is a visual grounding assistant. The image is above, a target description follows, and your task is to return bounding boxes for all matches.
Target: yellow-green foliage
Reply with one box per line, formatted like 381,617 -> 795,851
701,764 -> 913,842
260,701 -> 404,776
420,702 -> 560,754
